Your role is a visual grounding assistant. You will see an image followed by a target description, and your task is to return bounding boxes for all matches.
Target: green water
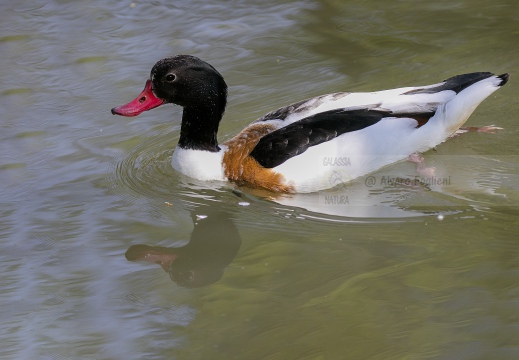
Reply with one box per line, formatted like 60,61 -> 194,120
1,0 -> 518,359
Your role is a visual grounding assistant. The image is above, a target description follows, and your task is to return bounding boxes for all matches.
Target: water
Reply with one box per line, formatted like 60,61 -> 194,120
1,0 -> 518,359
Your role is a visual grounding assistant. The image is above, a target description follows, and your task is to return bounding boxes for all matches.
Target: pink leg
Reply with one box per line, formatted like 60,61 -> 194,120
450,125 -> 503,138
460,125 -> 503,133
408,153 -> 436,177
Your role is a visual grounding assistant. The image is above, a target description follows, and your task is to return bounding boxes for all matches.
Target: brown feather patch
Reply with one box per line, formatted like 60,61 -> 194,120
223,124 -> 295,193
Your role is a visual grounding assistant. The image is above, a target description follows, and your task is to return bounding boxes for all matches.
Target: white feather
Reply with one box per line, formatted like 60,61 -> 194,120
172,146 -> 227,181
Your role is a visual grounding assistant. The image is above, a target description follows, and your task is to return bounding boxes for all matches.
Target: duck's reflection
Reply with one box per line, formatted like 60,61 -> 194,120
125,211 -> 241,288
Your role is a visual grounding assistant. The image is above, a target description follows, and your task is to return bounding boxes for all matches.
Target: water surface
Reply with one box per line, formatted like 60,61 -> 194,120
1,0 -> 519,359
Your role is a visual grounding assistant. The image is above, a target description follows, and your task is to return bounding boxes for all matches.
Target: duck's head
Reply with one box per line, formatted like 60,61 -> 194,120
111,55 -> 228,117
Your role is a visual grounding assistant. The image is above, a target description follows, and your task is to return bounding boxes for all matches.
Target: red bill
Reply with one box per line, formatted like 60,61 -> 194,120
111,80 -> 164,117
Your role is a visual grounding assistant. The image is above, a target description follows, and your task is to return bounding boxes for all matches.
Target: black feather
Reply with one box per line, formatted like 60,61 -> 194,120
403,72 -> 494,95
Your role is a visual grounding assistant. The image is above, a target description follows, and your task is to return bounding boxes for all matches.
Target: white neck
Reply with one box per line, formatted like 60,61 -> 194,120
171,145 -> 227,181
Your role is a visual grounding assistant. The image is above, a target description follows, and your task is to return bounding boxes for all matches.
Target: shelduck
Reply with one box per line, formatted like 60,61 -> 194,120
112,55 -> 509,193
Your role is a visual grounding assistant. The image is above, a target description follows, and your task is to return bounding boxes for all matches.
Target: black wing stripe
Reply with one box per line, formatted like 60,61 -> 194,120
403,72 -> 494,95
250,109 -> 389,168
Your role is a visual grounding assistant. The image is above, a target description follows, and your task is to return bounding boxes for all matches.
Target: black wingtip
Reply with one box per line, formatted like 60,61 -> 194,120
498,73 -> 510,86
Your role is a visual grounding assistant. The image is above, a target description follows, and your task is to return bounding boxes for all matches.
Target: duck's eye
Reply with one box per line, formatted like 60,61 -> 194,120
165,74 -> 176,82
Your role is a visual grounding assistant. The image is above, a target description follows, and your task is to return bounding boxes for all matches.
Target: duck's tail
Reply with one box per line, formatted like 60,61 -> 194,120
497,73 -> 511,86
433,72 -> 509,135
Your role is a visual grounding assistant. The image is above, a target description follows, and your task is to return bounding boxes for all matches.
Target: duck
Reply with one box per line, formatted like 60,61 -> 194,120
112,55 -> 509,193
